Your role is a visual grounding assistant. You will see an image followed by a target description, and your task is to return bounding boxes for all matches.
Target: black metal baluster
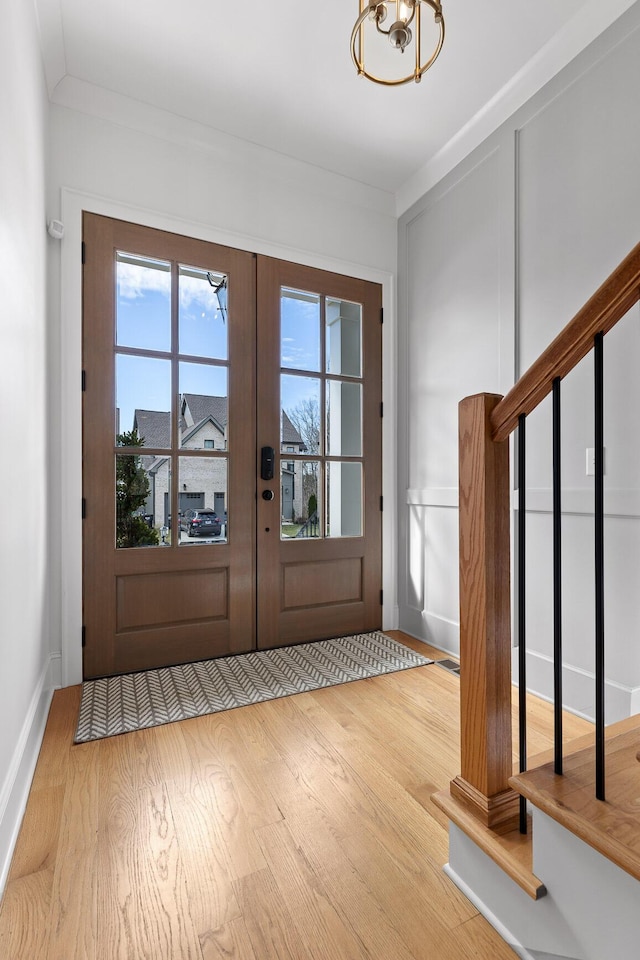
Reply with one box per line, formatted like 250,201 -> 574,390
594,332 -> 605,801
552,377 -> 563,775
518,413 -> 527,834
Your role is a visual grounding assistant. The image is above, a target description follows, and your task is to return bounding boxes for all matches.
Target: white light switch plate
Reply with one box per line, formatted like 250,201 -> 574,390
586,447 -> 606,476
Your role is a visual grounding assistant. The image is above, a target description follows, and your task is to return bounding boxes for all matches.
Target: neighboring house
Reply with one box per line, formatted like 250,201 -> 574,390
280,410 -> 308,522
131,396 -> 307,528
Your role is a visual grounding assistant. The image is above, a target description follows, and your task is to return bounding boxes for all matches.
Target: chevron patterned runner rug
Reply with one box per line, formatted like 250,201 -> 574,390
74,631 -> 432,743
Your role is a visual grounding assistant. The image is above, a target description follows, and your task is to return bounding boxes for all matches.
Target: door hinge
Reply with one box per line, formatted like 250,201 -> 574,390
82,625 -> 86,648
82,498 -> 86,519
380,402 -> 383,418
380,307 -> 384,324
81,369 -> 86,391
379,589 -> 383,605
81,241 -> 86,265
379,495 -> 383,512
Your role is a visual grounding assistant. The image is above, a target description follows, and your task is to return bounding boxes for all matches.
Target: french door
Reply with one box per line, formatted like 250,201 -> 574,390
256,257 -> 382,648
82,214 -> 381,678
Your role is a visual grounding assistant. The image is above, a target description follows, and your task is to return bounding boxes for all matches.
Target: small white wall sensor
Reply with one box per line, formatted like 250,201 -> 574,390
47,219 -> 65,240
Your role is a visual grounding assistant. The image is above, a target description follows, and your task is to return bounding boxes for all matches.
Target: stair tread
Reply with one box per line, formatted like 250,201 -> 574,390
432,789 -> 546,900
510,716 -> 640,881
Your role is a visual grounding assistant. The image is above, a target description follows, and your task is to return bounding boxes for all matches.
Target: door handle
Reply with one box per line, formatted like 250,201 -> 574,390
261,446 -> 275,481
262,489 -> 275,501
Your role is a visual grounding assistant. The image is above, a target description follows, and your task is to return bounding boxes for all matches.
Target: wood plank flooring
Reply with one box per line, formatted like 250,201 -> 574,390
0,632 -> 590,960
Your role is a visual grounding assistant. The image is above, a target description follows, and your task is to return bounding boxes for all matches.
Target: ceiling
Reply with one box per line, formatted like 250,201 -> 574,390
36,0 -> 636,204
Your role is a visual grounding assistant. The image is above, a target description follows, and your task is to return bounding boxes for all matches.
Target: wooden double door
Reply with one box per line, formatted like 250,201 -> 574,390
82,215 -> 382,678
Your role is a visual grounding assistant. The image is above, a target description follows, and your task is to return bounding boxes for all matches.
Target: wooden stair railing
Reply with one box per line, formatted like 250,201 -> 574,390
448,241 -> 640,833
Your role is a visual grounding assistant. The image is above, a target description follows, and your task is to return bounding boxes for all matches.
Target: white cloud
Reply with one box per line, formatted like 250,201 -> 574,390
117,261 -> 170,300
117,263 -> 223,317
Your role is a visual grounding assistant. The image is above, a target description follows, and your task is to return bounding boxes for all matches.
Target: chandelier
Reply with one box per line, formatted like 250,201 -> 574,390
351,0 -> 445,86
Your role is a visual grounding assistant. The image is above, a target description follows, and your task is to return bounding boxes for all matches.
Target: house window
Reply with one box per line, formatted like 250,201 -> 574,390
286,446 -> 294,452
204,439 -> 215,449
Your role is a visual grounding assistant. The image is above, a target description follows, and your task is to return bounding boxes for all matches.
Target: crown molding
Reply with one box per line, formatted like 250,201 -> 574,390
396,0 -> 639,216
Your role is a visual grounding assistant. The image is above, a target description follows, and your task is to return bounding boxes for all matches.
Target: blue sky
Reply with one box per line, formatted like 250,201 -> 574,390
116,256 -> 228,434
280,289 -> 322,417
115,260 -> 325,438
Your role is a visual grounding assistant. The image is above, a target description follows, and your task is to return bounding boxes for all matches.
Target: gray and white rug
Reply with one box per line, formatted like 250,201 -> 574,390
75,631 -> 432,742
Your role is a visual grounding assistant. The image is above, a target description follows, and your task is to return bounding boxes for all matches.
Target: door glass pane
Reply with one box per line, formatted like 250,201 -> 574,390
116,252 -> 171,352
179,266 -> 228,361
179,362 -> 228,450
115,451 -> 168,548
178,457 -> 227,544
281,288 -> 321,372
116,354 -> 171,446
326,381 -> 362,457
326,298 -> 362,378
281,461 -> 320,539
281,375 -> 321,454
326,462 -> 362,538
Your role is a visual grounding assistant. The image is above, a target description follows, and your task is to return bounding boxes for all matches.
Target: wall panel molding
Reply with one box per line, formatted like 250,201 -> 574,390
406,488 -> 458,508
514,487 -> 640,518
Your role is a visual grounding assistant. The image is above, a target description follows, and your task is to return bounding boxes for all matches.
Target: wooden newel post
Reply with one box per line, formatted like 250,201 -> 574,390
450,393 -> 520,829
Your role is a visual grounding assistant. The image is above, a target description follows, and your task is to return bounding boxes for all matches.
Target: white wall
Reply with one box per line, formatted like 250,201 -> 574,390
398,140 -> 514,651
0,0 -> 56,896
46,86 -> 399,686
398,3 -> 640,721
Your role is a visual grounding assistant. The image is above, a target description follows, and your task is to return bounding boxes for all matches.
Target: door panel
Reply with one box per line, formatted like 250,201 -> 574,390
115,568 -> 228,631
256,257 -> 382,650
282,557 -> 363,608
82,214 -> 256,678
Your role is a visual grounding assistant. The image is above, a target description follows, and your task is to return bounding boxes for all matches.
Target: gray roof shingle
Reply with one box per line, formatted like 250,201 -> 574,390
134,397 -> 305,449
282,411 -> 304,446
132,409 -> 171,448
181,394 -> 227,430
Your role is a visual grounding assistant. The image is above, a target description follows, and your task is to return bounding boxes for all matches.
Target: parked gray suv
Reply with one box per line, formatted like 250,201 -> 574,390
180,508 -> 222,537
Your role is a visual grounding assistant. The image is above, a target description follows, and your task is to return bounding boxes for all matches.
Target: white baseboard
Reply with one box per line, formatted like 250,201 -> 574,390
443,863 -> 579,960
512,647 -> 637,724
629,684 -> 640,715
0,656 -> 57,898
443,863 -> 539,960
398,607 -> 460,657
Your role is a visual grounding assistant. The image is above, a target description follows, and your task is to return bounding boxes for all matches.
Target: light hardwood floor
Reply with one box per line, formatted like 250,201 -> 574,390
0,632 -> 591,959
